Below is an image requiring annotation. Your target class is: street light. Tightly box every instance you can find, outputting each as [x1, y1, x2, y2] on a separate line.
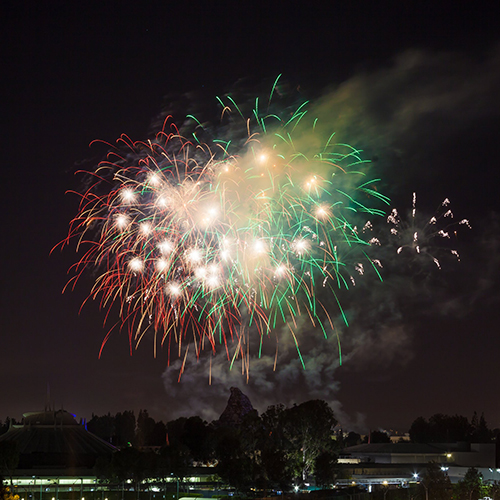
[170, 474, 178, 500]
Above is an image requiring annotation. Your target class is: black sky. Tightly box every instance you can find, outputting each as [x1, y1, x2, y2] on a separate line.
[2, 0, 500, 432]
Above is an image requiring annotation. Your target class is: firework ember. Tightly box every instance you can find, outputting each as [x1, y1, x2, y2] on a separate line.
[387, 193, 471, 269]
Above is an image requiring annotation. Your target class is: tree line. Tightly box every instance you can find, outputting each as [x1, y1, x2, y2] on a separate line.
[89, 400, 338, 494]
[1, 406, 498, 496]
[409, 412, 495, 443]
[419, 462, 500, 500]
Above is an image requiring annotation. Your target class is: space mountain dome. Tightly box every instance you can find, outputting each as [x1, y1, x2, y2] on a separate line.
[0, 409, 116, 471]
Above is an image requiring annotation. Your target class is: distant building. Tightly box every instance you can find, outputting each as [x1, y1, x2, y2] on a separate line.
[338, 441, 499, 486]
[0, 409, 116, 498]
[0, 409, 219, 499]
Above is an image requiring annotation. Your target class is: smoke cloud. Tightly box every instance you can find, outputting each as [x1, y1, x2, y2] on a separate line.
[162, 46, 500, 431]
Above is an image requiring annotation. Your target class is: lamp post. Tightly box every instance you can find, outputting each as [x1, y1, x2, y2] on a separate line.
[383, 480, 389, 500]
[170, 474, 178, 500]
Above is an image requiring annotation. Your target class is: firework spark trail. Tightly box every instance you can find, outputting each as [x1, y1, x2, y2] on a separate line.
[387, 193, 471, 268]
[56, 78, 392, 372]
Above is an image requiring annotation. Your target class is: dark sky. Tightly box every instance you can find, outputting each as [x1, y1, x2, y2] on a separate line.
[2, 0, 500, 433]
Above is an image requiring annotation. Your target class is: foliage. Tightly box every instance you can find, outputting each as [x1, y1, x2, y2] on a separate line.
[167, 416, 212, 463]
[213, 410, 263, 493]
[0, 442, 19, 482]
[488, 481, 500, 500]
[367, 430, 391, 443]
[420, 461, 452, 500]
[454, 467, 487, 500]
[87, 413, 115, 443]
[0, 482, 19, 500]
[344, 431, 362, 447]
[87, 410, 166, 447]
[114, 411, 137, 447]
[95, 447, 163, 489]
[213, 399, 337, 492]
[281, 400, 337, 481]
[470, 412, 493, 443]
[136, 410, 158, 447]
[314, 450, 338, 488]
[409, 414, 483, 443]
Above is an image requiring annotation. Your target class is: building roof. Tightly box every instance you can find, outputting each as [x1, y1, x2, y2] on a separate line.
[0, 410, 116, 470]
[342, 442, 450, 455]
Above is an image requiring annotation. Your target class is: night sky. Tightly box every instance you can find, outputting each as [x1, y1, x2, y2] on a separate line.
[2, 0, 500, 433]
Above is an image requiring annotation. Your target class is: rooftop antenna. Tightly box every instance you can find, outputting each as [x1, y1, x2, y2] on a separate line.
[45, 382, 51, 412]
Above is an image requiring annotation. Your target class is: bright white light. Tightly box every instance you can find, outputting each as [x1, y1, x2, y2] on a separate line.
[258, 153, 268, 164]
[140, 222, 151, 235]
[201, 205, 219, 226]
[195, 267, 207, 279]
[206, 275, 220, 288]
[275, 264, 287, 277]
[167, 282, 181, 297]
[222, 236, 233, 246]
[121, 188, 136, 204]
[115, 214, 129, 229]
[187, 248, 203, 264]
[148, 172, 161, 186]
[129, 258, 143, 272]
[156, 258, 168, 272]
[207, 263, 219, 275]
[156, 194, 170, 208]
[306, 177, 317, 187]
[315, 205, 329, 218]
[207, 206, 218, 218]
[293, 239, 309, 254]
[158, 240, 174, 255]
[252, 239, 266, 255]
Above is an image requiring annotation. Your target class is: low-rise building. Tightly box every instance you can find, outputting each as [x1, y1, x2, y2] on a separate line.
[338, 441, 497, 487]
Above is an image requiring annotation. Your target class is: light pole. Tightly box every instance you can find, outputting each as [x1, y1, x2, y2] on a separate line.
[383, 480, 389, 500]
[170, 474, 178, 500]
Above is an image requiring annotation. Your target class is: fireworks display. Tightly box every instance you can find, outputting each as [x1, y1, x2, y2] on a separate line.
[58, 79, 401, 371]
[386, 193, 471, 269]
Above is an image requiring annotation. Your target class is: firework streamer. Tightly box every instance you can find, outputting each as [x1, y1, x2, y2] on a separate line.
[56, 77, 391, 373]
